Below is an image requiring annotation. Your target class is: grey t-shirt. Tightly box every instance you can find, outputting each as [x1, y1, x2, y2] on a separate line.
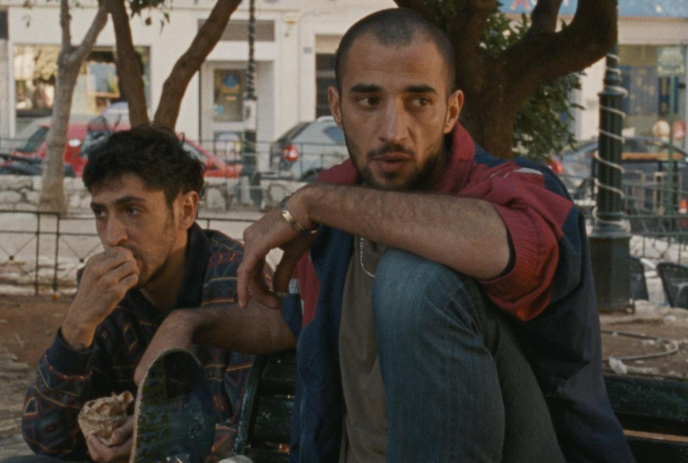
[338, 236, 388, 463]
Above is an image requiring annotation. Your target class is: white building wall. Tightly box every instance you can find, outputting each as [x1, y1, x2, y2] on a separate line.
[3, 0, 395, 144]
[8, 1, 686, 150]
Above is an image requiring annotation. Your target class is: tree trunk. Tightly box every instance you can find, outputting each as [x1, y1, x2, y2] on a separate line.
[40, 63, 80, 212]
[39, 1, 108, 213]
[153, 0, 242, 129]
[396, 0, 617, 159]
[108, 0, 149, 127]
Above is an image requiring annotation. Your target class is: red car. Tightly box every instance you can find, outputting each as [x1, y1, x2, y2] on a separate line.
[2, 117, 241, 178]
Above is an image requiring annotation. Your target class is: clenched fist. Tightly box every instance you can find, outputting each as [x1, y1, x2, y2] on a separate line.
[62, 247, 140, 350]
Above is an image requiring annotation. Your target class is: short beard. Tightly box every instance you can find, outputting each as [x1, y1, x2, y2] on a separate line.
[134, 208, 177, 289]
[346, 136, 448, 192]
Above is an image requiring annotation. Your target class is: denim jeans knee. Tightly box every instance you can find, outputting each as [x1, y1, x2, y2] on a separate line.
[370, 248, 564, 463]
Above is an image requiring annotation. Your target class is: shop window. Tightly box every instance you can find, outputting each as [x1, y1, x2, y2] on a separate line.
[13, 45, 150, 123]
[213, 70, 245, 122]
[619, 45, 686, 138]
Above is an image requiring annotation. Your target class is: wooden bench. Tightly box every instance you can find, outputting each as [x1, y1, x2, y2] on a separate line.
[234, 351, 688, 462]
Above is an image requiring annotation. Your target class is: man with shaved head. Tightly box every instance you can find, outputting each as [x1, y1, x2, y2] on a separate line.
[138, 8, 635, 462]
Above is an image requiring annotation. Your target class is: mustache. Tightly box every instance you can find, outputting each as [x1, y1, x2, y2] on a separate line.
[367, 143, 415, 159]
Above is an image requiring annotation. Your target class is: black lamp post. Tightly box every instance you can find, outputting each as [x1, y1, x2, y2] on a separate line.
[239, 0, 262, 207]
[588, 43, 632, 312]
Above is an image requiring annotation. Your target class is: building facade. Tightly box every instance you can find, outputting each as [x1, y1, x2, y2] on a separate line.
[0, 0, 686, 159]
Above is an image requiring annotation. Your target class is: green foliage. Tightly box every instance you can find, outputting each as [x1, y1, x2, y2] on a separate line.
[129, 0, 171, 32]
[424, 1, 582, 163]
[488, 13, 582, 163]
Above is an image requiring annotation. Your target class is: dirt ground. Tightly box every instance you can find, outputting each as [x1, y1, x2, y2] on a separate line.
[0, 294, 72, 369]
[1, 295, 688, 382]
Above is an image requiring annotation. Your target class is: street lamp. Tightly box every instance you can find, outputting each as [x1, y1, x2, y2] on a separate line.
[239, 0, 262, 207]
[588, 43, 632, 312]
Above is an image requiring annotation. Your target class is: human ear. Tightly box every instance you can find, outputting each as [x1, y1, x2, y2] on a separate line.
[328, 86, 343, 128]
[177, 191, 199, 230]
[444, 90, 463, 133]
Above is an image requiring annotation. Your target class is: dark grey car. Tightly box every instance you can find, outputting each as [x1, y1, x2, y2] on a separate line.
[266, 116, 348, 182]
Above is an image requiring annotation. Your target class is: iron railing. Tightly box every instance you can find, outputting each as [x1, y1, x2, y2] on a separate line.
[0, 211, 258, 295]
[563, 170, 688, 265]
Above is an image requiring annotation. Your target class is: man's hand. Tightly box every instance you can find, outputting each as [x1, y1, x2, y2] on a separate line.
[86, 415, 134, 463]
[63, 247, 139, 350]
[238, 193, 316, 309]
[134, 311, 194, 385]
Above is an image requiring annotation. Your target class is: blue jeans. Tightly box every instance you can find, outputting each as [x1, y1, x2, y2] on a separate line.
[372, 249, 565, 463]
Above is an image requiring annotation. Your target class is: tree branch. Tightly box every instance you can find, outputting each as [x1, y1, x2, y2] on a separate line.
[59, 0, 72, 51]
[529, 0, 563, 34]
[447, 0, 496, 52]
[393, 0, 433, 18]
[153, 0, 242, 129]
[71, 2, 109, 64]
[108, 0, 149, 126]
[504, 0, 617, 102]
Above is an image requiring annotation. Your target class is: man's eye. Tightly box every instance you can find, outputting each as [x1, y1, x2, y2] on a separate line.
[92, 209, 105, 218]
[411, 97, 431, 108]
[357, 97, 380, 107]
[127, 207, 141, 216]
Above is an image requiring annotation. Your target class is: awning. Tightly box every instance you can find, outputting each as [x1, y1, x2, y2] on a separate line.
[500, 0, 688, 19]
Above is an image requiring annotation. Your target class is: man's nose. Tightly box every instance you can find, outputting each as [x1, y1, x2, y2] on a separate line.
[380, 102, 409, 144]
[102, 218, 127, 247]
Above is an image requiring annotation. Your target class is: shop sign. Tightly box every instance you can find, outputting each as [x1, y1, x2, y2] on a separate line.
[658, 47, 686, 77]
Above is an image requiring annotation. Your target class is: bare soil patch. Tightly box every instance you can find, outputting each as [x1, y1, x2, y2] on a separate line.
[1, 295, 687, 382]
[0, 294, 72, 369]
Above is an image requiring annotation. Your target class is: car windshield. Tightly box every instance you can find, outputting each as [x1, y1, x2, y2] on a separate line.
[279, 123, 309, 143]
[323, 126, 345, 144]
[16, 126, 49, 153]
[79, 130, 112, 157]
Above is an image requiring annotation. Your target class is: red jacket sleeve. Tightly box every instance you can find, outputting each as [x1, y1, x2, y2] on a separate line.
[462, 162, 573, 321]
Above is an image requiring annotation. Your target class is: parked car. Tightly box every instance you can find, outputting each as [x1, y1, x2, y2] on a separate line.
[556, 137, 688, 201]
[1, 117, 240, 178]
[0, 115, 95, 177]
[266, 116, 348, 182]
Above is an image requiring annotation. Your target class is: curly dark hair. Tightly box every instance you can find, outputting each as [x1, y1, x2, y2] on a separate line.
[82, 125, 205, 205]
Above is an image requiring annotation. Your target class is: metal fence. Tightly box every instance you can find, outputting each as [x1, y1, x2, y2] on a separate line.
[0, 210, 258, 295]
[0, 132, 350, 184]
[568, 170, 688, 265]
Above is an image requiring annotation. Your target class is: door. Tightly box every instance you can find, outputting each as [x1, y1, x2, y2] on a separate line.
[201, 63, 246, 165]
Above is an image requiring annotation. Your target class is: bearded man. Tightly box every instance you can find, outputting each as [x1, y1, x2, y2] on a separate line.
[136, 8, 635, 463]
[16, 126, 261, 463]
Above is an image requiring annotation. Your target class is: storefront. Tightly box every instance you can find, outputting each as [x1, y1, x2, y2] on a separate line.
[504, 0, 688, 148]
[12, 44, 150, 133]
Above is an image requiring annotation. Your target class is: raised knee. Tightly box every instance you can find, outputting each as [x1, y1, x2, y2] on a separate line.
[372, 249, 483, 333]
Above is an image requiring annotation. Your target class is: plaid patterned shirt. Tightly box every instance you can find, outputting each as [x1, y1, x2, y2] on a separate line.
[22, 223, 258, 461]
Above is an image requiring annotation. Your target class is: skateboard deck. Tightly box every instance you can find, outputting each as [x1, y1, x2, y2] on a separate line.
[130, 348, 216, 463]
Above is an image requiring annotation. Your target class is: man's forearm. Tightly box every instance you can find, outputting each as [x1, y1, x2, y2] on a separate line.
[165, 303, 296, 355]
[296, 183, 510, 280]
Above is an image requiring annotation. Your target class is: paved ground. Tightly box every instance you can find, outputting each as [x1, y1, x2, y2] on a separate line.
[0, 344, 33, 459]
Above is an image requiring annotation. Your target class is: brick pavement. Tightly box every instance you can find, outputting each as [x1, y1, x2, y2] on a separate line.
[0, 343, 33, 459]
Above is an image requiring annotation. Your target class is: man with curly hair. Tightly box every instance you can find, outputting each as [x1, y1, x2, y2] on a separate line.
[16, 126, 265, 463]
